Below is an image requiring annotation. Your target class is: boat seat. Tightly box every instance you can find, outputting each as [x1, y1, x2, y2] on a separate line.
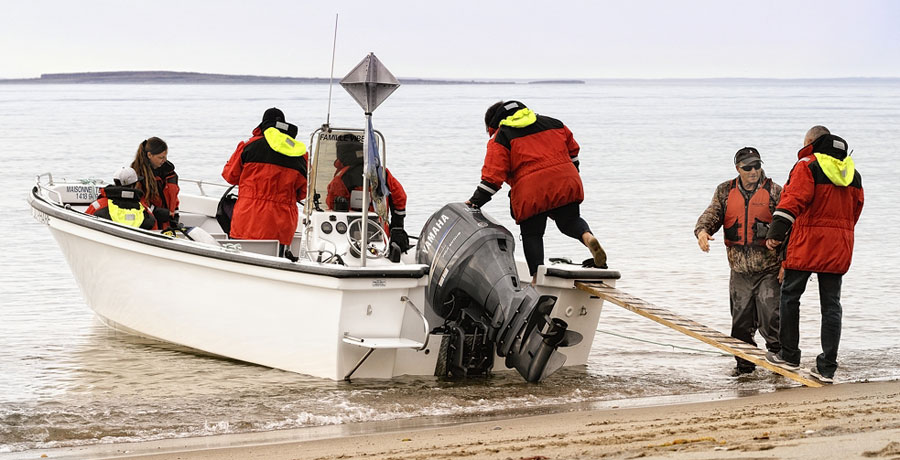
[177, 212, 212, 228]
[178, 194, 219, 217]
[216, 237, 302, 258]
[219, 239, 280, 256]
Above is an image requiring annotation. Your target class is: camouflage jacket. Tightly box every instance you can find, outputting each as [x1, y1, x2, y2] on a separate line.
[694, 171, 783, 274]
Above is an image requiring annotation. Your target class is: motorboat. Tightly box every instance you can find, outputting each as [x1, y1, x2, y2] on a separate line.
[26, 55, 620, 382]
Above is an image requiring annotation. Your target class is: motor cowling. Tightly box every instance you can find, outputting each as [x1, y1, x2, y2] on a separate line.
[417, 203, 581, 382]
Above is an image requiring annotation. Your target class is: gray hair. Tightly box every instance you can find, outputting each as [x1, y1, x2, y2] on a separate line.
[804, 125, 830, 145]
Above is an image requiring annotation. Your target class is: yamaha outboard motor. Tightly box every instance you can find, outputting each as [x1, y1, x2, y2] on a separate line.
[417, 203, 581, 382]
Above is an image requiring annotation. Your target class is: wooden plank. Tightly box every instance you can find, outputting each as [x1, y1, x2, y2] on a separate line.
[576, 281, 822, 387]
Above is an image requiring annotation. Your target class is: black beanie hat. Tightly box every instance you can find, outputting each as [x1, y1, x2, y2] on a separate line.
[257, 107, 285, 130]
[487, 100, 527, 129]
[336, 140, 364, 166]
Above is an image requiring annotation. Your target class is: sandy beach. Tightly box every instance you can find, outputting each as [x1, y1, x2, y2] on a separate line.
[25, 379, 894, 460]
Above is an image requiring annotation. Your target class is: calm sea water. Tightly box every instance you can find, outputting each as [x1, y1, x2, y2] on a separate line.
[1, 81, 899, 454]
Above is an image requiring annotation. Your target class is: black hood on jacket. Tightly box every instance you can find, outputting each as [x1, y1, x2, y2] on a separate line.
[103, 185, 144, 209]
[811, 134, 849, 160]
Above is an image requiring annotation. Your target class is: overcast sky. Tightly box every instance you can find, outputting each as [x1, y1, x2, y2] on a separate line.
[2, 0, 899, 80]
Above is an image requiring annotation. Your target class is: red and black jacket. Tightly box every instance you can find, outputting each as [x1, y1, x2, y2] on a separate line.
[469, 110, 582, 223]
[767, 134, 864, 274]
[325, 160, 407, 228]
[138, 160, 179, 230]
[222, 127, 308, 245]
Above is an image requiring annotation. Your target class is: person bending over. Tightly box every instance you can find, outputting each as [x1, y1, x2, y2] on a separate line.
[466, 100, 606, 284]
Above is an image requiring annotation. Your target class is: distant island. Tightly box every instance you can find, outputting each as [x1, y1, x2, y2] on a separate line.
[528, 80, 586, 84]
[0, 71, 517, 85]
[3, 72, 893, 85]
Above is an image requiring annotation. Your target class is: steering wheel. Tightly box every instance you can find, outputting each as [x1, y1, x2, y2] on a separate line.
[347, 218, 388, 259]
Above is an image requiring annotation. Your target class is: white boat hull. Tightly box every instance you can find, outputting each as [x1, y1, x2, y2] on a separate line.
[30, 178, 618, 381]
[47, 217, 438, 380]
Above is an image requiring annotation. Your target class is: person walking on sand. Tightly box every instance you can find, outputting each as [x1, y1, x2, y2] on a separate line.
[465, 100, 606, 284]
[695, 147, 783, 376]
[764, 126, 864, 384]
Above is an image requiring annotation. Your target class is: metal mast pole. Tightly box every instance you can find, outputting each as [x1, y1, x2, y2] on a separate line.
[340, 53, 400, 267]
[361, 113, 372, 265]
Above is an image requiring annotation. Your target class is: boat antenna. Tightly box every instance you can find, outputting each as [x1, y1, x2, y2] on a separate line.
[325, 14, 339, 128]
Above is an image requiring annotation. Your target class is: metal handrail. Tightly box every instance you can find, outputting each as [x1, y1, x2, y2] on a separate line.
[400, 295, 430, 351]
[33, 172, 81, 206]
[178, 178, 233, 198]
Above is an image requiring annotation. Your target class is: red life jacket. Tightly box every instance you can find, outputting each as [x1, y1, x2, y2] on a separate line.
[723, 178, 773, 247]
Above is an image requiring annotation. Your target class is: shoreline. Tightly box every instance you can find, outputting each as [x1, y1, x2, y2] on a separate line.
[9, 379, 898, 460]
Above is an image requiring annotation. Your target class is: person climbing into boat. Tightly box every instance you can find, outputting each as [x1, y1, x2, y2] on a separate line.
[465, 100, 607, 283]
[86, 166, 157, 230]
[130, 137, 179, 230]
[222, 107, 308, 260]
[694, 147, 783, 376]
[764, 126, 865, 384]
[325, 140, 410, 251]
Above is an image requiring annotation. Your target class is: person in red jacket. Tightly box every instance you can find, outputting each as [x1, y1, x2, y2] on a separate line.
[131, 137, 179, 230]
[86, 167, 157, 230]
[466, 100, 606, 282]
[325, 140, 410, 250]
[764, 126, 864, 384]
[222, 108, 308, 258]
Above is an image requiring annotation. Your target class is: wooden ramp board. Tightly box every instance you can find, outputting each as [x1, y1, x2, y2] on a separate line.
[575, 281, 822, 387]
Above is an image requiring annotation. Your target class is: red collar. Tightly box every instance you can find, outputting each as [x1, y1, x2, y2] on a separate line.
[797, 143, 814, 160]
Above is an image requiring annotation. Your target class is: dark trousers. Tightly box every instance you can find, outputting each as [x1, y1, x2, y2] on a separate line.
[779, 269, 843, 378]
[730, 269, 781, 371]
[519, 202, 591, 276]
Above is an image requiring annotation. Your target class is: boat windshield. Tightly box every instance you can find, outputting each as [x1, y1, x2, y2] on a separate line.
[307, 128, 385, 213]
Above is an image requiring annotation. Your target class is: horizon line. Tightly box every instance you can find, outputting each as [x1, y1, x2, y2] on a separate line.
[1, 70, 899, 82]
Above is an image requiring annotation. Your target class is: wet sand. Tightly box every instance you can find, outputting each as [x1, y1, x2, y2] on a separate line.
[23, 379, 884, 460]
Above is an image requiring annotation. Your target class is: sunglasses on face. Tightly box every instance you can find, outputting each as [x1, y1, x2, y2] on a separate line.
[740, 163, 761, 171]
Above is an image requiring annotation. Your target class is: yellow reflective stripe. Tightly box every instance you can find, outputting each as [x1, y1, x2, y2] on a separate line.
[107, 201, 145, 227]
[814, 153, 855, 186]
[264, 127, 307, 157]
[498, 108, 537, 128]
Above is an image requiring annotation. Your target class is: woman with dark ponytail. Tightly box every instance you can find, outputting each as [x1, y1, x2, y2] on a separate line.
[130, 137, 179, 230]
